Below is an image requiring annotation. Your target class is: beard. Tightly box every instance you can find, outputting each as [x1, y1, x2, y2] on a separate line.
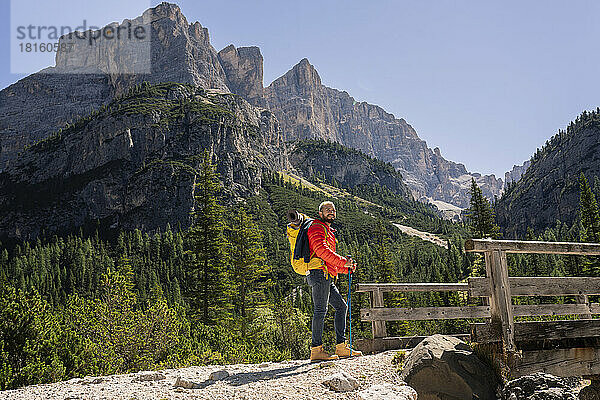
[322, 214, 335, 223]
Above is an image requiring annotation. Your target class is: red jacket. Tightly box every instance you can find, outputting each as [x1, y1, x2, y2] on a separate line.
[307, 219, 349, 277]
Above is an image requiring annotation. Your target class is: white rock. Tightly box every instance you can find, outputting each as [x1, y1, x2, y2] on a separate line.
[209, 369, 230, 381]
[133, 372, 166, 382]
[174, 376, 199, 389]
[83, 377, 103, 385]
[322, 371, 359, 392]
[359, 383, 418, 400]
[318, 361, 336, 368]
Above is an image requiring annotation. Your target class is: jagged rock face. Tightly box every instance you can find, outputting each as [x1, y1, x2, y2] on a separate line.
[264, 58, 338, 142]
[262, 58, 503, 208]
[0, 2, 229, 169]
[0, 72, 112, 170]
[496, 120, 600, 237]
[0, 83, 287, 242]
[504, 160, 531, 184]
[55, 2, 228, 90]
[218, 45, 264, 106]
[288, 140, 411, 197]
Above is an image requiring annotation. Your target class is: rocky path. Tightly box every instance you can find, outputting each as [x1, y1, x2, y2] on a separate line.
[391, 223, 448, 249]
[0, 351, 416, 400]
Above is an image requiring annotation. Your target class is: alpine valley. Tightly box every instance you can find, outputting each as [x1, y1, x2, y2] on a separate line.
[5, 2, 600, 396]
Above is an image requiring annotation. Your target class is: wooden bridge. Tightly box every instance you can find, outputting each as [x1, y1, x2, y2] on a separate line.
[355, 239, 600, 378]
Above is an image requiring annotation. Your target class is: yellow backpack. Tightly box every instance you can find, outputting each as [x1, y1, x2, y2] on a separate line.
[286, 212, 326, 275]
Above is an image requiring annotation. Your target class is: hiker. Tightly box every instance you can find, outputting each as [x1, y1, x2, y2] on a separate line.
[307, 201, 363, 361]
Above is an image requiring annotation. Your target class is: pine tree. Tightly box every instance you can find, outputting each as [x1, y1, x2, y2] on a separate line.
[467, 179, 501, 239]
[185, 150, 230, 323]
[373, 220, 395, 283]
[227, 208, 270, 335]
[579, 173, 600, 275]
[579, 173, 600, 243]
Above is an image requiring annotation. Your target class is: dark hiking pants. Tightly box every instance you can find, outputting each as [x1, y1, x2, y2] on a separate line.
[306, 268, 347, 348]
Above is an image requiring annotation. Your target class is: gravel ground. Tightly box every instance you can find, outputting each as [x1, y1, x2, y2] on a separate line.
[0, 350, 409, 400]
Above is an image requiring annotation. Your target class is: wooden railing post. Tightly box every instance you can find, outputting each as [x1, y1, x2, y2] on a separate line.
[486, 250, 516, 354]
[372, 289, 387, 338]
[576, 295, 593, 319]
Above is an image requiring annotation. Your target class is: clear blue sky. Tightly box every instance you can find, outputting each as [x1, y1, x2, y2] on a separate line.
[2, 0, 599, 179]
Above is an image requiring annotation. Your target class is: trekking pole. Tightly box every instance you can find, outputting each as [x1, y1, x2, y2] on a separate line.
[346, 255, 353, 351]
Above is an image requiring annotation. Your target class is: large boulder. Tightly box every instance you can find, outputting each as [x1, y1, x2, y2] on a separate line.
[358, 383, 418, 400]
[501, 373, 579, 400]
[322, 371, 359, 392]
[400, 334, 500, 400]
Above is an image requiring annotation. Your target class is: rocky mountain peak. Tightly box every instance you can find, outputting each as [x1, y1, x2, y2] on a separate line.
[1, 2, 505, 212]
[141, 2, 211, 45]
[218, 45, 264, 105]
[261, 59, 503, 208]
[504, 160, 530, 184]
[269, 58, 322, 96]
[144, 1, 184, 18]
[142, 2, 187, 25]
[54, 1, 225, 88]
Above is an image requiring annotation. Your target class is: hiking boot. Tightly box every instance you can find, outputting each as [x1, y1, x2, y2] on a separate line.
[335, 341, 363, 358]
[310, 345, 339, 362]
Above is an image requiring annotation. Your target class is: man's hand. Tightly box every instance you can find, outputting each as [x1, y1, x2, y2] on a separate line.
[345, 257, 357, 273]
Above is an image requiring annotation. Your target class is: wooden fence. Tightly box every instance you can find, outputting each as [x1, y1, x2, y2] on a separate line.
[356, 239, 600, 377]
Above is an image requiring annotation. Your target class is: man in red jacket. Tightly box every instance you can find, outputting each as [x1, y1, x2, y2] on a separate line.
[307, 201, 363, 361]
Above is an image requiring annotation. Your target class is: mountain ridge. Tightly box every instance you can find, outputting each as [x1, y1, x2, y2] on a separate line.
[256, 56, 503, 207]
[496, 108, 600, 237]
[0, 82, 287, 242]
[1, 2, 503, 210]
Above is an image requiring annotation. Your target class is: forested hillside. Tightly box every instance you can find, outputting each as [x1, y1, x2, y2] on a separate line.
[496, 108, 600, 237]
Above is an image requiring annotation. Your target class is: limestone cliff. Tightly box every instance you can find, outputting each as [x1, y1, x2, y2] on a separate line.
[218, 45, 264, 106]
[0, 83, 286, 242]
[0, 2, 229, 169]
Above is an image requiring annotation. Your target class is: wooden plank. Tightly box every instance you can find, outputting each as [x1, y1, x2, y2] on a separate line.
[472, 319, 600, 343]
[465, 239, 600, 255]
[361, 306, 490, 321]
[469, 277, 600, 296]
[488, 250, 516, 353]
[590, 303, 600, 314]
[357, 283, 469, 293]
[512, 348, 600, 378]
[469, 277, 490, 297]
[372, 289, 387, 338]
[360, 303, 591, 321]
[355, 334, 471, 354]
[512, 303, 593, 317]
